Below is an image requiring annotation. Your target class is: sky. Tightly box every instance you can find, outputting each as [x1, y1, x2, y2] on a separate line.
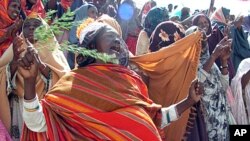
[134, 0, 250, 16]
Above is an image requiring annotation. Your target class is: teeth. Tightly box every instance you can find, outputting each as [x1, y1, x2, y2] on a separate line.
[13, 13, 17, 16]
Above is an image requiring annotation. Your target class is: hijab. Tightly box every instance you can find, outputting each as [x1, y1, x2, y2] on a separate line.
[149, 21, 185, 52]
[77, 22, 129, 67]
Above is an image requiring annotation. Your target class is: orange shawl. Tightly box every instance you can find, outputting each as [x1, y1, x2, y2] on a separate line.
[22, 64, 162, 141]
[0, 0, 16, 57]
[130, 31, 202, 141]
[21, 0, 46, 18]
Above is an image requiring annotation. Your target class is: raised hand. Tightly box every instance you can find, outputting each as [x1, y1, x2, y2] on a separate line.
[188, 79, 203, 104]
[212, 36, 232, 60]
[12, 35, 25, 62]
[18, 40, 39, 80]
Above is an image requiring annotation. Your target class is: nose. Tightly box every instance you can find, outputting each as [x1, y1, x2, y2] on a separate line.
[29, 25, 35, 31]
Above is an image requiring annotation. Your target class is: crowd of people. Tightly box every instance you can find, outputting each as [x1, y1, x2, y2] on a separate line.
[0, 0, 250, 141]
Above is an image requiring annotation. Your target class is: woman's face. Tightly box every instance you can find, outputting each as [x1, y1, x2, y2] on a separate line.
[23, 18, 42, 43]
[28, 0, 37, 5]
[88, 6, 98, 19]
[8, 1, 21, 20]
[96, 27, 121, 57]
[197, 16, 210, 33]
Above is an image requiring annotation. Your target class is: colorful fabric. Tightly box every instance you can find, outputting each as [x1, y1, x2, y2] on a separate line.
[0, 0, 16, 57]
[210, 7, 229, 25]
[21, 0, 46, 18]
[130, 31, 202, 141]
[0, 16, 70, 134]
[149, 21, 185, 52]
[21, 64, 162, 141]
[143, 7, 169, 38]
[231, 58, 250, 124]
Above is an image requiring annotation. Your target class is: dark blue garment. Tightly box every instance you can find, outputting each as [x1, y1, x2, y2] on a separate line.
[231, 26, 250, 71]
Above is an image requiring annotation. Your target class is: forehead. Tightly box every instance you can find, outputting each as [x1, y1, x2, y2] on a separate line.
[24, 18, 41, 25]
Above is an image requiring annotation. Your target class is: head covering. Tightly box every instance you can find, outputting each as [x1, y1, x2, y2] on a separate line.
[69, 4, 97, 44]
[21, 0, 45, 18]
[96, 14, 122, 37]
[0, 13, 70, 133]
[77, 22, 129, 67]
[210, 7, 230, 25]
[192, 14, 212, 35]
[0, 0, 20, 57]
[143, 7, 169, 37]
[149, 21, 185, 52]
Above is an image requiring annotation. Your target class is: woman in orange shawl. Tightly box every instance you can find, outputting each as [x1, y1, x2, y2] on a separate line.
[19, 21, 203, 141]
[0, 0, 23, 57]
[21, 0, 46, 18]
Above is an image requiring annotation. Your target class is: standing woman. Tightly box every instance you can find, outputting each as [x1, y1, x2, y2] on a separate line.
[21, 0, 46, 18]
[0, 14, 70, 140]
[192, 13, 236, 81]
[187, 26, 232, 141]
[0, 0, 23, 136]
[136, 7, 169, 55]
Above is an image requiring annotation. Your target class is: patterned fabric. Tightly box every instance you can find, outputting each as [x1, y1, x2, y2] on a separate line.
[149, 21, 185, 52]
[198, 42, 230, 141]
[21, 0, 46, 18]
[143, 7, 169, 37]
[0, 0, 16, 57]
[130, 31, 202, 141]
[21, 64, 163, 141]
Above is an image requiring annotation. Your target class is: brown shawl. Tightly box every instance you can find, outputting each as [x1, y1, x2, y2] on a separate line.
[130, 31, 202, 141]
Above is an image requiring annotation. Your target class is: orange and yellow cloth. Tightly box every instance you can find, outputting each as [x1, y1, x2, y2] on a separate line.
[130, 31, 202, 141]
[22, 64, 163, 141]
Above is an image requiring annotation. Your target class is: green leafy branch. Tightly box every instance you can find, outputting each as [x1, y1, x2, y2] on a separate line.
[34, 10, 118, 64]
